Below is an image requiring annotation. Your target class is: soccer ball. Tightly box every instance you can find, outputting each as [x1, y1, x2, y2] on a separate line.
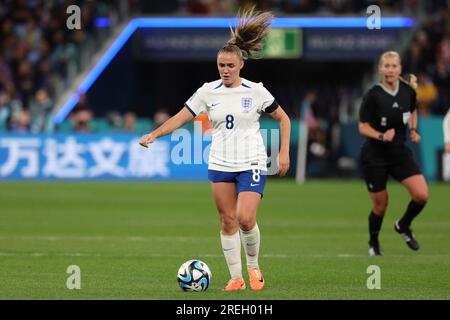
[177, 260, 212, 292]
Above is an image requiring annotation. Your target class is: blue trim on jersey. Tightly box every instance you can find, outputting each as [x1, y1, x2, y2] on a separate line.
[213, 83, 223, 89]
[241, 83, 251, 88]
[184, 104, 197, 117]
[208, 169, 267, 197]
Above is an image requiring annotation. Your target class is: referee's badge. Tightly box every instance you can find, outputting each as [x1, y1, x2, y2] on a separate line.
[242, 97, 252, 113]
[402, 111, 411, 124]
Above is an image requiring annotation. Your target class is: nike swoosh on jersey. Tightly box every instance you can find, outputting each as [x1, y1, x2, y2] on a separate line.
[209, 102, 221, 108]
[250, 183, 259, 187]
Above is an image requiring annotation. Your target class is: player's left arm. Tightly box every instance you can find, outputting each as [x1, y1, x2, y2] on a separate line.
[409, 109, 421, 144]
[268, 106, 291, 176]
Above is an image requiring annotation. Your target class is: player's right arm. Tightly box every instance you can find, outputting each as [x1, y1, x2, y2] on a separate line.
[139, 107, 194, 147]
[358, 123, 395, 142]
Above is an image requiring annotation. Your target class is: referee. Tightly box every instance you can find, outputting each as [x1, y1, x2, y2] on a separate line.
[359, 51, 429, 256]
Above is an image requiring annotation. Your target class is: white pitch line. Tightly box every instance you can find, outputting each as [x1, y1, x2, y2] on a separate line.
[1, 252, 446, 258]
[0, 236, 211, 242]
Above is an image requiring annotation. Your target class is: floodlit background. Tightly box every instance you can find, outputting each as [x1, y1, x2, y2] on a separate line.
[0, 0, 449, 299]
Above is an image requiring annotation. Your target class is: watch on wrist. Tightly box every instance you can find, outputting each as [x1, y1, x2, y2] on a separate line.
[378, 133, 384, 141]
[410, 128, 417, 132]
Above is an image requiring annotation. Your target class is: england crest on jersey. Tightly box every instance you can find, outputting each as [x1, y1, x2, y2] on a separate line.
[242, 97, 252, 112]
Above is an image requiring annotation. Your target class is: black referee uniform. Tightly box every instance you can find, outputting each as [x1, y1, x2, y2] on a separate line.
[359, 81, 421, 192]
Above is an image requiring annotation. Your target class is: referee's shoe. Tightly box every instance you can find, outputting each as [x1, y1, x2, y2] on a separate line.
[394, 220, 420, 251]
[368, 241, 383, 256]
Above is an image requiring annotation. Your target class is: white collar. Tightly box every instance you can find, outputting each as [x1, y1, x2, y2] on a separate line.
[377, 80, 399, 96]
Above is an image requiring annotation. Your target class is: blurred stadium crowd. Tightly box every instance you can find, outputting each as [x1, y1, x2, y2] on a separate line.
[136, 0, 420, 16]
[0, 0, 449, 135]
[0, 0, 123, 133]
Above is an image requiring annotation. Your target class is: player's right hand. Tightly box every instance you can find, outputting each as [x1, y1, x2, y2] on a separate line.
[139, 133, 156, 148]
[277, 151, 290, 176]
[383, 128, 395, 142]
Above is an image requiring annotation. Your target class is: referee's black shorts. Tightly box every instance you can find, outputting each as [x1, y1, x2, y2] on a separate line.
[360, 143, 421, 193]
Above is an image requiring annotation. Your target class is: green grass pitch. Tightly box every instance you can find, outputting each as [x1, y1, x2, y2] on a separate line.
[0, 180, 449, 300]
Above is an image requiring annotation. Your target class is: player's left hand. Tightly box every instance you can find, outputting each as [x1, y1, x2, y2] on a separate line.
[410, 130, 421, 144]
[277, 151, 290, 176]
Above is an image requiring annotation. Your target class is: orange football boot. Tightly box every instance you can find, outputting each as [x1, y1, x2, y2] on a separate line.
[247, 267, 265, 291]
[223, 278, 246, 291]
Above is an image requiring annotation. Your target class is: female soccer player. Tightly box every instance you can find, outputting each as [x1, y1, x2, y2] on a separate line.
[139, 8, 291, 290]
[359, 51, 429, 256]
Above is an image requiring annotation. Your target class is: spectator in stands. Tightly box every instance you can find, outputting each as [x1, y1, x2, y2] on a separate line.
[10, 110, 31, 133]
[153, 109, 171, 128]
[280, 0, 319, 13]
[15, 59, 35, 109]
[50, 30, 78, 83]
[35, 57, 55, 94]
[306, 124, 330, 177]
[71, 94, 93, 133]
[0, 1, 122, 132]
[107, 110, 123, 131]
[415, 29, 435, 68]
[186, 0, 212, 14]
[2, 82, 24, 130]
[299, 90, 318, 130]
[436, 31, 450, 66]
[30, 88, 54, 133]
[299, 90, 330, 176]
[0, 55, 13, 85]
[187, 0, 235, 15]
[123, 111, 137, 132]
[404, 43, 428, 75]
[0, 92, 10, 131]
[72, 108, 93, 133]
[416, 72, 439, 116]
[431, 58, 450, 115]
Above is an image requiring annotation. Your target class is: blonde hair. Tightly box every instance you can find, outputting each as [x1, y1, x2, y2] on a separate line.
[400, 73, 418, 90]
[219, 6, 273, 60]
[378, 51, 401, 67]
[379, 51, 418, 90]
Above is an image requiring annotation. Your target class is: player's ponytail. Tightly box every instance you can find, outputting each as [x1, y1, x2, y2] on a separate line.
[219, 6, 273, 60]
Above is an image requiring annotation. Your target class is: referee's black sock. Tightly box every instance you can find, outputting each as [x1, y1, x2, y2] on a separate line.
[369, 210, 384, 246]
[398, 200, 426, 229]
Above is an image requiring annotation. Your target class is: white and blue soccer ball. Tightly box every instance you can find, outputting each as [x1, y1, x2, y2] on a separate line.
[177, 260, 212, 292]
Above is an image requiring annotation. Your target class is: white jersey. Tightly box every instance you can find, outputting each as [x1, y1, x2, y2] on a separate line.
[185, 78, 277, 172]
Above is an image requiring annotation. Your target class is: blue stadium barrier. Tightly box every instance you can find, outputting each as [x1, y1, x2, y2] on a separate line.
[0, 133, 208, 180]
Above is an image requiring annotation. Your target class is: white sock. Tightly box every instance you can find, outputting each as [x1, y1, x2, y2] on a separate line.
[220, 231, 242, 279]
[240, 224, 260, 268]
